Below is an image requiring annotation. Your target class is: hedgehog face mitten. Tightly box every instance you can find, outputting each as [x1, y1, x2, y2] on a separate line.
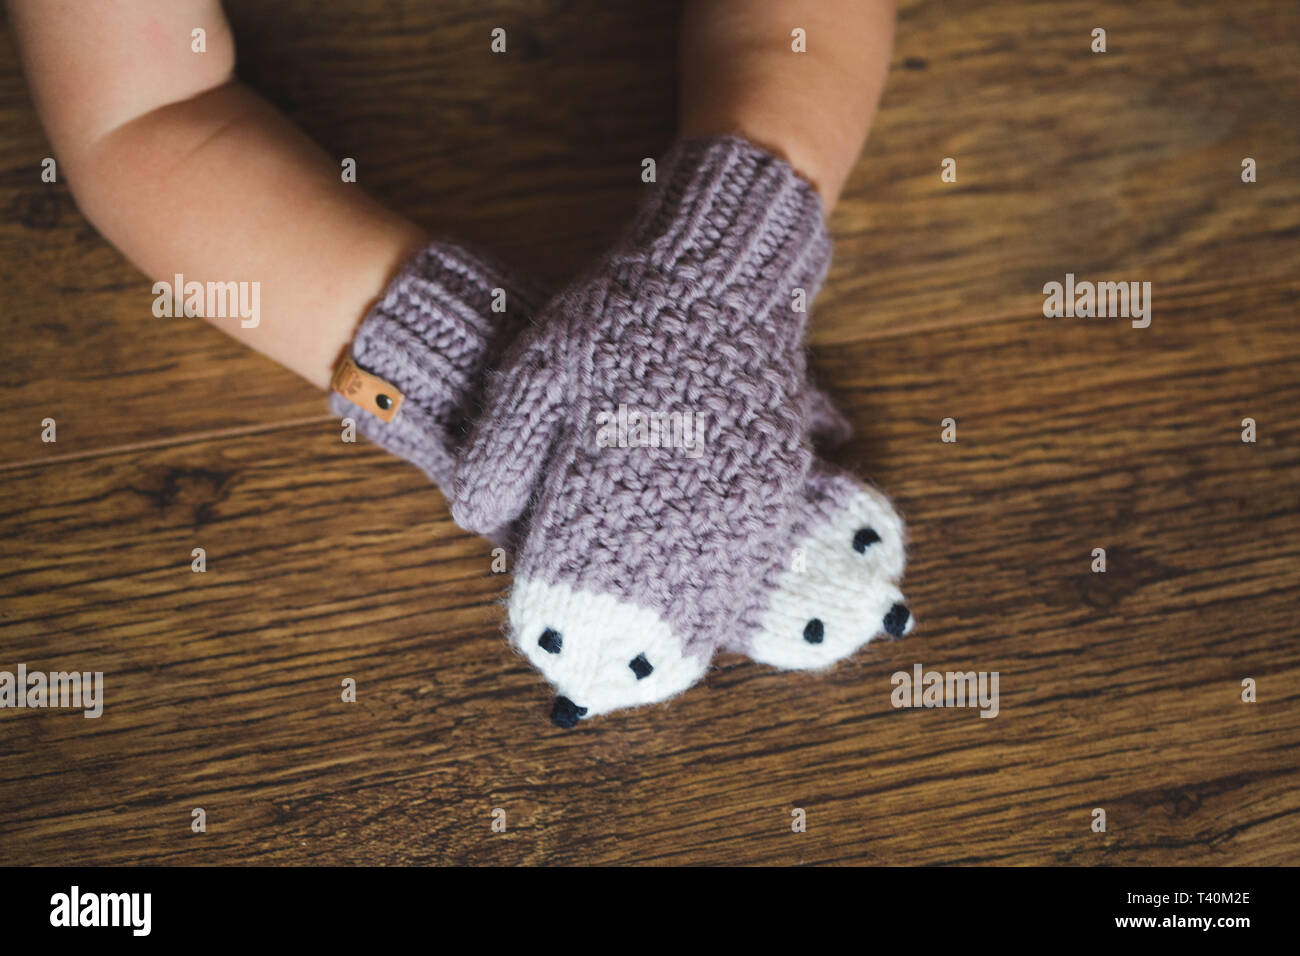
[447, 137, 913, 726]
[334, 227, 911, 727]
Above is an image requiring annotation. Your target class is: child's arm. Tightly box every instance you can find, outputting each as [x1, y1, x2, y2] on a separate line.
[679, 0, 895, 210]
[7, 0, 424, 390]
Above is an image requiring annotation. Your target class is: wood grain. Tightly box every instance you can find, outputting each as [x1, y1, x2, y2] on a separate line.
[1, 0, 1298, 865]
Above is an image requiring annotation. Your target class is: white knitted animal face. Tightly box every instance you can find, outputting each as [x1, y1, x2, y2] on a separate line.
[748, 482, 912, 670]
[508, 579, 710, 725]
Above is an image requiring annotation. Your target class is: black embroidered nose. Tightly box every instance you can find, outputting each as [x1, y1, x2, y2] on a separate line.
[551, 696, 587, 728]
[629, 654, 653, 679]
[883, 604, 910, 637]
[803, 618, 825, 644]
[538, 628, 562, 654]
[853, 527, 880, 553]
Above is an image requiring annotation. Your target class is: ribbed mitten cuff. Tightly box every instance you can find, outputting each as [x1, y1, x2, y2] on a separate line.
[618, 135, 832, 298]
[329, 241, 541, 494]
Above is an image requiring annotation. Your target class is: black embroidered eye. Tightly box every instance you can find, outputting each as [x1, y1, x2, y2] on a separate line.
[883, 604, 911, 637]
[853, 528, 880, 553]
[538, 628, 562, 654]
[629, 654, 653, 679]
[552, 696, 586, 727]
[803, 619, 825, 644]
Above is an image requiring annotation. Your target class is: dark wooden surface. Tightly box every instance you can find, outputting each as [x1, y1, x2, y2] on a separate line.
[1, 0, 1298, 865]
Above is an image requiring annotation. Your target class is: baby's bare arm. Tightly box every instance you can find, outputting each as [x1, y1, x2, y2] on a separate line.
[680, 0, 895, 210]
[8, 0, 424, 389]
[10, 0, 892, 384]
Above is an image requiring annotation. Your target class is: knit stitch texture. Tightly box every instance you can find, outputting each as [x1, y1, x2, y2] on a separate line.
[329, 241, 542, 497]
[330, 212, 912, 725]
[453, 136, 843, 719]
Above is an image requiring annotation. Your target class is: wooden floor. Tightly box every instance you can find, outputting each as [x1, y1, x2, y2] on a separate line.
[2, 0, 1298, 866]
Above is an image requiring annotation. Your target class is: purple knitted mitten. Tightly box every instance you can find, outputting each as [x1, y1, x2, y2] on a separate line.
[453, 136, 912, 726]
[329, 241, 542, 497]
[333, 231, 913, 726]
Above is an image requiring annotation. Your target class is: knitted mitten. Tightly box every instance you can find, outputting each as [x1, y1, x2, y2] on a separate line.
[333, 231, 913, 726]
[452, 136, 912, 726]
[724, 377, 915, 668]
[329, 241, 543, 499]
[725, 460, 913, 670]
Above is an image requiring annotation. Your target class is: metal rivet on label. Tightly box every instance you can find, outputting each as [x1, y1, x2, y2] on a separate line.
[375, 394, 393, 410]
